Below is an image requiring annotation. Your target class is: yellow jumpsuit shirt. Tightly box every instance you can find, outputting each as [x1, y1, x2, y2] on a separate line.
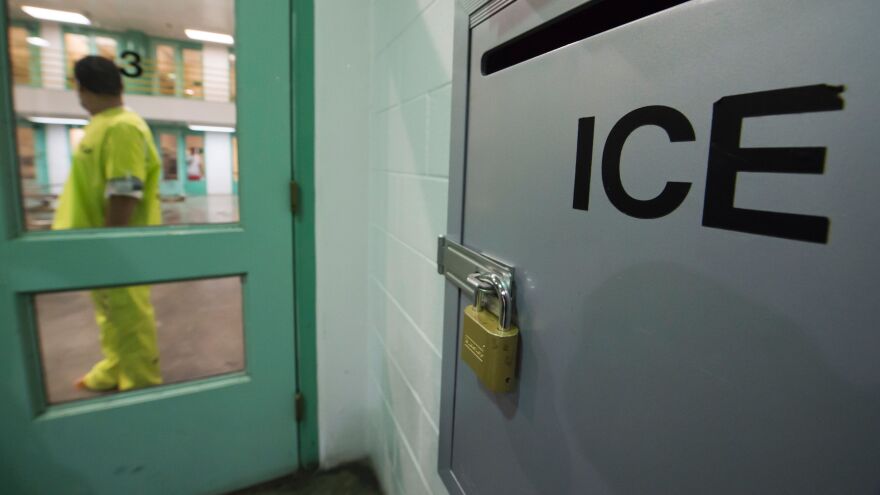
[52, 106, 163, 391]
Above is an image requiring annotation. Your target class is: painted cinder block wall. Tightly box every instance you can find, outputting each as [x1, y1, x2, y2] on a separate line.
[314, 0, 455, 493]
[366, 0, 454, 493]
[313, 0, 372, 467]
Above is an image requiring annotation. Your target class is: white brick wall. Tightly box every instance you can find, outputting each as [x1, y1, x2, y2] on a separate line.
[367, 0, 454, 493]
[314, 1, 455, 492]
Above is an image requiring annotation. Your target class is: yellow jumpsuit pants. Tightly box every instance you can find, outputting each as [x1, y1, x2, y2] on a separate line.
[82, 285, 162, 391]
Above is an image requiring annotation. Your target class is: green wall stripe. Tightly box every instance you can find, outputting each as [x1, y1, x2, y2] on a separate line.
[1, 8, 25, 236]
[34, 124, 48, 188]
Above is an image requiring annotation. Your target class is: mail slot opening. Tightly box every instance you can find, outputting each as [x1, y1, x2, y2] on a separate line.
[481, 0, 691, 76]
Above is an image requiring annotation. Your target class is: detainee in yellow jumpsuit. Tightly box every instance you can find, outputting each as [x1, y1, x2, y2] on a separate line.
[53, 56, 163, 392]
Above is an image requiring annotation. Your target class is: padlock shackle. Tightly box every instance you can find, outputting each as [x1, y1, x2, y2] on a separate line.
[474, 271, 514, 330]
[466, 272, 494, 312]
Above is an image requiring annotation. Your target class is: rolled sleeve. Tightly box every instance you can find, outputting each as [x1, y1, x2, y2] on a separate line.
[105, 176, 145, 199]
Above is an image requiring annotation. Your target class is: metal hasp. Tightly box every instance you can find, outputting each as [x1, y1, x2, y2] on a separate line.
[437, 236, 516, 322]
[439, 237, 520, 392]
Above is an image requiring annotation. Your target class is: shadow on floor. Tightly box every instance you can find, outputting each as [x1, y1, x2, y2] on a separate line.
[228, 462, 383, 495]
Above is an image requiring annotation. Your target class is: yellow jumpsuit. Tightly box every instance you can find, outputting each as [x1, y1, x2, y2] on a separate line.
[53, 106, 163, 391]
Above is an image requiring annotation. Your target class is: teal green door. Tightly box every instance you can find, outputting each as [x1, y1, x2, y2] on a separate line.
[0, 1, 299, 493]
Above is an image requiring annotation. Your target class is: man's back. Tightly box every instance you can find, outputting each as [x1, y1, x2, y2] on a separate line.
[53, 107, 161, 230]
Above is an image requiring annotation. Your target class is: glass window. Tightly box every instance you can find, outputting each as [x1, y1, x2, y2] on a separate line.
[156, 44, 176, 96]
[159, 133, 179, 180]
[6, 3, 239, 230]
[17, 125, 36, 181]
[34, 277, 245, 403]
[228, 52, 236, 100]
[18, 125, 53, 230]
[64, 33, 90, 87]
[185, 135, 205, 180]
[232, 136, 239, 183]
[94, 36, 118, 61]
[8, 26, 32, 85]
[182, 48, 203, 99]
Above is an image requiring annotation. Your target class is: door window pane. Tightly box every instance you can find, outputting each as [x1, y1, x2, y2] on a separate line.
[228, 52, 236, 100]
[6, 1, 238, 230]
[159, 133, 179, 180]
[232, 136, 239, 183]
[185, 134, 205, 180]
[8, 26, 31, 85]
[17, 126, 36, 181]
[19, 125, 53, 230]
[64, 33, 89, 87]
[94, 36, 118, 61]
[34, 277, 245, 404]
[155, 44, 177, 96]
[182, 48, 203, 98]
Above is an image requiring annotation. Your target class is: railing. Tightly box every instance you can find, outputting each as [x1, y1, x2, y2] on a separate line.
[12, 46, 235, 102]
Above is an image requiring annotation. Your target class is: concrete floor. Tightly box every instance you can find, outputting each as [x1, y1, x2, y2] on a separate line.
[36, 277, 244, 403]
[229, 463, 383, 495]
[160, 194, 240, 225]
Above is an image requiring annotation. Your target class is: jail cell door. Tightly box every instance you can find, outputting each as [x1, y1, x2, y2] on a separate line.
[0, 1, 301, 493]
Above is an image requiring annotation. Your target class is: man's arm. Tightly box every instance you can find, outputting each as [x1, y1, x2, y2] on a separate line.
[105, 195, 140, 227]
[102, 122, 148, 227]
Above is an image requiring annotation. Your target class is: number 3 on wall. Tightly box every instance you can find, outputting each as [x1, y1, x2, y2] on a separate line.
[119, 50, 143, 78]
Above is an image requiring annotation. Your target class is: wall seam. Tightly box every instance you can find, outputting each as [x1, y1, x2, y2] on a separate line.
[370, 223, 442, 269]
[372, 377, 436, 495]
[373, 0, 440, 55]
[372, 169, 450, 181]
[372, 80, 454, 114]
[371, 324, 441, 433]
[370, 275, 442, 358]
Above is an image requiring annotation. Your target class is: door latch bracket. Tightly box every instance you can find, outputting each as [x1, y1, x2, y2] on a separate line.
[436, 236, 515, 320]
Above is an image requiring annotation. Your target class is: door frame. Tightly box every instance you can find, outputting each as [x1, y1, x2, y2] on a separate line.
[291, 0, 319, 470]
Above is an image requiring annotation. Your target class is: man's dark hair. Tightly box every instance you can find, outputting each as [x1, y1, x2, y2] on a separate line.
[74, 56, 123, 96]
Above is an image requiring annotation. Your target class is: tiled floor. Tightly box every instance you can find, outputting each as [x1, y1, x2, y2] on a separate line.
[229, 463, 383, 495]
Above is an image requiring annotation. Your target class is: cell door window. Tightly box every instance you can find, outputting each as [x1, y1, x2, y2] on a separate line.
[94, 36, 118, 61]
[156, 44, 177, 96]
[185, 134, 205, 180]
[228, 52, 236, 100]
[232, 136, 239, 183]
[18, 124, 53, 230]
[64, 33, 90, 86]
[182, 48, 203, 98]
[159, 133, 180, 180]
[8, 26, 32, 85]
[16, 125, 36, 182]
[64, 32, 120, 88]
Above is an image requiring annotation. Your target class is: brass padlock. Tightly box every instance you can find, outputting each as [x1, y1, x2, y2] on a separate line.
[461, 272, 519, 392]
